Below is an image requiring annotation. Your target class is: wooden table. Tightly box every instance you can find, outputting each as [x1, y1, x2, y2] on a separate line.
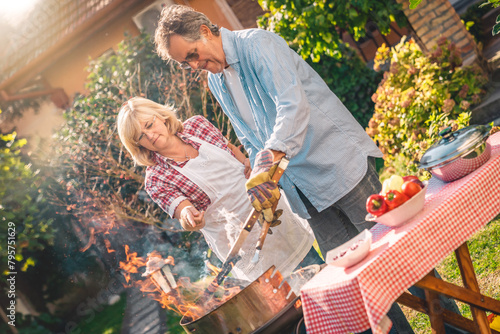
[300, 132, 500, 334]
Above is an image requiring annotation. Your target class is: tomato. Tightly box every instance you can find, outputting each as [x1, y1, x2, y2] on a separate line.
[384, 190, 409, 210]
[402, 180, 422, 198]
[410, 178, 425, 188]
[403, 175, 425, 188]
[366, 194, 388, 216]
[402, 175, 419, 182]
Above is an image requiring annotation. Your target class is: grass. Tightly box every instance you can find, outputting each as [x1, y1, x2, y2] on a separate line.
[400, 216, 500, 333]
[164, 309, 184, 334]
[75, 293, 127, 334]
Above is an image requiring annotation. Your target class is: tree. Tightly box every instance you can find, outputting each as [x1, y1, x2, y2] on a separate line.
[257, 0, 407, 62]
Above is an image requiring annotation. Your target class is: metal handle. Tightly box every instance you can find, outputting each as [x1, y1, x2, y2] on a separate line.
[439, 126, 454, 141]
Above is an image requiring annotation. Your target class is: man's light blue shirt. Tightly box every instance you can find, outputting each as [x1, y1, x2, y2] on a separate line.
[208, 28, 382, 219]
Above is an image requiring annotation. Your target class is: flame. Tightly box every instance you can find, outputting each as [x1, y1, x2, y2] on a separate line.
[118, 247, 243, 320]
[204, 260, 221, 276]
[104, 238, 115, 253]
[294, 298, 302, 309]
[119, 245, 147, 283]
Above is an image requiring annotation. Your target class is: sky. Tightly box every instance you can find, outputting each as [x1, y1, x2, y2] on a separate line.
[0, 0, 40, 27]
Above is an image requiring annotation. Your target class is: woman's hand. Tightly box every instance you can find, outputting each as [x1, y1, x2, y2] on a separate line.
[243, 158, 252, 179]
[179, 205, 205, 231]
[228, 143, 252, 178]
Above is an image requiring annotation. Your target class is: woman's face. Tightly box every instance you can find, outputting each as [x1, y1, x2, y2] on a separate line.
[135, 114, 174, 152]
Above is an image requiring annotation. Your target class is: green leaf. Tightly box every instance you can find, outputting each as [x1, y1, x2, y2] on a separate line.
[493, 23, 500, 36]
[409, 0, 423, 9]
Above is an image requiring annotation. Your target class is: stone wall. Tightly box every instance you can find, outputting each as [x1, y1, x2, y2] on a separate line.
[396, 0, 477, 64]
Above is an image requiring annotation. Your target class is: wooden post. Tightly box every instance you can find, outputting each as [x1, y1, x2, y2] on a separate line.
[455, 243, 492, 334]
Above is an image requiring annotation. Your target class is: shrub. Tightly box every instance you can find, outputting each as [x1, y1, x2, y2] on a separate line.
[460, 2, 493, 43]
[0, 131, 56, 275]
[257, 0, 406, 62]
[367, 37, 488, 176]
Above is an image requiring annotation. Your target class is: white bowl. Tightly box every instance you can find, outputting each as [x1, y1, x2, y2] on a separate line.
[366, 184, 428, 227]
[325, 229, 372, 268]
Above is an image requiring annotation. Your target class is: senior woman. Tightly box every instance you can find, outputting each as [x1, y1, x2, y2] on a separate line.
[116, 97, 317, 281]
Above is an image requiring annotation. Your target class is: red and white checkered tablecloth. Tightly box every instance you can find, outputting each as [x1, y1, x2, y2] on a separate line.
[301, 132, 500, 334]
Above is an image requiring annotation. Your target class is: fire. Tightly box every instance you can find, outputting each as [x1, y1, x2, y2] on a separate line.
[103, 238, 115, 253]
[119, 245, 147, 283]
[118, 246, 243, 320]
[204, 260, 221, 276]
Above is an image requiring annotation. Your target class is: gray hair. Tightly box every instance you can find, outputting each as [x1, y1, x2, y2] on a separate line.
[154, 4, 219, 61]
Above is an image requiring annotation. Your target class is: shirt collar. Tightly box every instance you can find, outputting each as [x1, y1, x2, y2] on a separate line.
[221, 28, 239, 66]
[216, 28, 239, 79]
[151, 132, 200, 166]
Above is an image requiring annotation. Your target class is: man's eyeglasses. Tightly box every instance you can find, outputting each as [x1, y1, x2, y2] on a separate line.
[135, 115, 156, 145]
[179, 49, 199, 70]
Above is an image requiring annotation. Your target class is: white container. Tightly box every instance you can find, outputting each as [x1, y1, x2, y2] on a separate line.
[366, 184, 427, 227]
[326, 229, 372, 268]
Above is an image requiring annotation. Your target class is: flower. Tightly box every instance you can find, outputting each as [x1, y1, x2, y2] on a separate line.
[472, 94, 481, 104]
[458, 84, 469, 98]
[460, 100, 470, 110]
[401, 100, 411, 108]
[437, 36, 447, 46]
[366, 128, 379, 137]
[388, 117, 400, 126]
[442, 99, 456, 113]
[390, 62, 399, 74]
[432, 47, 443, 58]
[407, 88, 416, 99]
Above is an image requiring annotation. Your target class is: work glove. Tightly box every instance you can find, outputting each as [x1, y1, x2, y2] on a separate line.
[258, 209, 283, 235]
[245, 149, 281, 222]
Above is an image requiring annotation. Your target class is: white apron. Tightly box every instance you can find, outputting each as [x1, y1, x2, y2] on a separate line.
[172, 136, 314, 281]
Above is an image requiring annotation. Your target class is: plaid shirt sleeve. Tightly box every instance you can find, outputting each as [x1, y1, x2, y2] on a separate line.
[144, 116, 234, 217]
[145, 163, 211, 218]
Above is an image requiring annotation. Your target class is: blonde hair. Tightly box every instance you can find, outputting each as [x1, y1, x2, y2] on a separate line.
[116, 97, 183, 166]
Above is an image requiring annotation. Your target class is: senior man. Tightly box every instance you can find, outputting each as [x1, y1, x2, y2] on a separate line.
[155, 4, 383, 258]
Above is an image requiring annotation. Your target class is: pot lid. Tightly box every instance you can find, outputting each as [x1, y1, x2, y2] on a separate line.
[419, 125, 491, 169]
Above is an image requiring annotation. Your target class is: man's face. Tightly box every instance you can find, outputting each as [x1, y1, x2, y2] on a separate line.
[168, 31, 226, 74]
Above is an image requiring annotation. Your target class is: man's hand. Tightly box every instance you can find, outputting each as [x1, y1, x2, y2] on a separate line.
[245, 150, 281, 222]
[258, 209, 283, 234]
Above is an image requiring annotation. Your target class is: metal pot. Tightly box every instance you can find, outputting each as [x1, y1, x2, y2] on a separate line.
[180, 265, 318, 334]
[418, 125, 492, 182]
